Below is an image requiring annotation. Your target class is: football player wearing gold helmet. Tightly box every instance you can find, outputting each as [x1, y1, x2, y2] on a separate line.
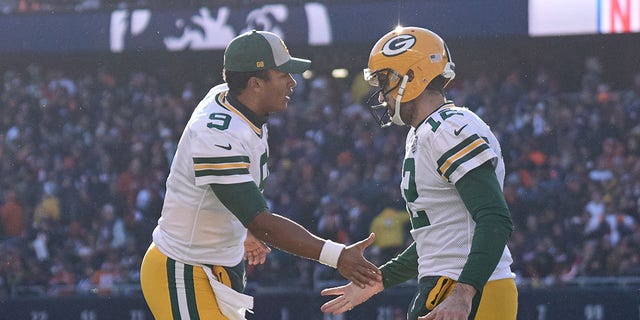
[321, 27, 518, 320]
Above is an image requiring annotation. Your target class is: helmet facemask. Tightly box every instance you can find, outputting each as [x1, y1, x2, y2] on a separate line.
[364, 68, 408, 127]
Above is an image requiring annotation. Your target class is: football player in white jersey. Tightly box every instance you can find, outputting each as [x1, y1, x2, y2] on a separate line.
[140, 30, 381, 320]
[321, 27, 517, 320]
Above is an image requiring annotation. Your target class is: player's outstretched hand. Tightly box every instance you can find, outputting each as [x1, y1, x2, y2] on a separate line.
[320, 280, 383, 315]
[336, 233, 382, 288]
[244, 231, 271, 265]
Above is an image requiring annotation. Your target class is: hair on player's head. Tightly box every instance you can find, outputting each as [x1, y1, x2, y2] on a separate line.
[224, 69, 270, 97]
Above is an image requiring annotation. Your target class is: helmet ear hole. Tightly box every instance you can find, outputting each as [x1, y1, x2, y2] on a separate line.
[407, 69, 415, 82]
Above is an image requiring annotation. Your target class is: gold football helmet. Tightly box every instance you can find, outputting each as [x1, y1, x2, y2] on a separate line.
[364, 27, 455, 127]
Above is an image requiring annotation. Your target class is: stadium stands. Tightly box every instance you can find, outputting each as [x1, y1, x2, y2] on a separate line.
[1, 45, 639, 299]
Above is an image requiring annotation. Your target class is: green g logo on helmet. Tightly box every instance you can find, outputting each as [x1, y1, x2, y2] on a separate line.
[382, 34, 417, 57]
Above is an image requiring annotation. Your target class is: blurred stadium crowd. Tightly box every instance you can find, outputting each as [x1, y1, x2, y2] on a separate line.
[1, 53, 640, 299]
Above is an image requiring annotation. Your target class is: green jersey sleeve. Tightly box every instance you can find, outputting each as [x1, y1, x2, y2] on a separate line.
[379, 242, 419, 288]
[455, 161, 513, 292]
[210, 182, 268, 227]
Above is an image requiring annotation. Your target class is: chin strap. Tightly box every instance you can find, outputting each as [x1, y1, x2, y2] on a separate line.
[390, 75, 409, 126]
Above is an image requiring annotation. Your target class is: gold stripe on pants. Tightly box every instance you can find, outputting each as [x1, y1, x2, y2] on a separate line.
[140, 243, 231, 319]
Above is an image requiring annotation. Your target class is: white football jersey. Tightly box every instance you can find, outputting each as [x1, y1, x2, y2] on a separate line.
[403, 102, 514, 281]
[153, 84, 269, 267]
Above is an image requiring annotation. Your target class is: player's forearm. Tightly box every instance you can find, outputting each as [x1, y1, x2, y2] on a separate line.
[248, 211, 326, 261]
[214, 180, 345, 267]
[379, 242, 419, 288]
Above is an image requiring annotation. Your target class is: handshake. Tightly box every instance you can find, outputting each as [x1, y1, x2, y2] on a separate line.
[244, 231, 384, 315]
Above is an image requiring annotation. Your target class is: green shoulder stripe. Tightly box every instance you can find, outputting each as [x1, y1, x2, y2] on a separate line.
[436, 134, 489, 181]
[193, 156, 250, 177]
[194, 156, 250, 164]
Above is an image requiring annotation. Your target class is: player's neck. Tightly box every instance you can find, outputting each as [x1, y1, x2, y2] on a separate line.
[412, 92, 446, 127]
[235, 92, 267, 117]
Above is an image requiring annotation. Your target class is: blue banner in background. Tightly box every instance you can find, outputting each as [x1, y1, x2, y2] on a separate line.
[0, 0, 528, 53]
[0, 11, 111, 53]
[108, 3, 331, 53]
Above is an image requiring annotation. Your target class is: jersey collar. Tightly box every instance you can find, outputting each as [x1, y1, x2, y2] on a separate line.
[415, 100, 455, 131]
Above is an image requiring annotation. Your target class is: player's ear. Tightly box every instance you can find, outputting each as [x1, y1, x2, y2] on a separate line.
[246, 76, 258, 89]
[247, 75, 266, 91]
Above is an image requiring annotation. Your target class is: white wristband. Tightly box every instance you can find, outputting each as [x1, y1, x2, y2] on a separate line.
[319, 240, 345, 268]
